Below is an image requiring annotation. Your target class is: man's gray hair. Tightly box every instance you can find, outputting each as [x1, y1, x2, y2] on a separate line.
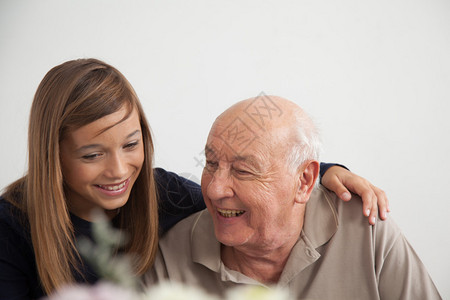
[286, 111, 322, 171]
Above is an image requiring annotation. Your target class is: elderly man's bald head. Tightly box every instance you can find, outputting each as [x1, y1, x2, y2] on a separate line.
[211, 95, 321, 170]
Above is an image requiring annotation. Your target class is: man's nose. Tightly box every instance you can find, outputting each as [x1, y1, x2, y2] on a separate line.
[206, 168, 234, 200]
[104, 152, 128, 179]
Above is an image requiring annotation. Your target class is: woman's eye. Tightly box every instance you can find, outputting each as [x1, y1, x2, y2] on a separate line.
[82, 153, 102, 160]
[124, 141, 139, 149]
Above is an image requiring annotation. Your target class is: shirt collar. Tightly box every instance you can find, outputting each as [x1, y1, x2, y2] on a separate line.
[278, 186, 339, 284]
[303, 186, 339, 248]
[191, 210, 222, 272]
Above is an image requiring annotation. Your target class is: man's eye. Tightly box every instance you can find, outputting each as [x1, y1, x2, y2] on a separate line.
[205, 160, 218, 169]
[234, 169, 252, 176]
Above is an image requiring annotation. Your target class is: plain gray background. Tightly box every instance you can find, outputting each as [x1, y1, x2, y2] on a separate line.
[1, 0, 448, 297]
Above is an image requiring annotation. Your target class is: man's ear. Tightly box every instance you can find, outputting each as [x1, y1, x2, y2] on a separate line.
[295, 160, 320, 204]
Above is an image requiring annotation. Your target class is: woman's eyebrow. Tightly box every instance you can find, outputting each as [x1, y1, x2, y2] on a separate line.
[126, 129, 141, 139]
[76, 143, 102, 153]
[76, 130, 141, 153]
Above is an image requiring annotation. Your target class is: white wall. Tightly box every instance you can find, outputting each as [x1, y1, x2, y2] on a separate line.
[1, 0, 448, 297]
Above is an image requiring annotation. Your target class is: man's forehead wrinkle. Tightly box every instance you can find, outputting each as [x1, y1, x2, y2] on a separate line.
[205, 139, 270, 170]
[206, 96, 303, 169]
[204, 144, 219, 157]
[208, 118, 253, 157]
[205, 143, 231, 162]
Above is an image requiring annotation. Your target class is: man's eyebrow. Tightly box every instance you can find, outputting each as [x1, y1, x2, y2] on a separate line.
[76, 130, 141, 153]
[204, 145, 216, 156]
[234, 155, 262, 169]
[205, 145, 262, 169]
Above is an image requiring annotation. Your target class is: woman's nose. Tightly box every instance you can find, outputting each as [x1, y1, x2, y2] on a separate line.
[104, 152, 128, 179]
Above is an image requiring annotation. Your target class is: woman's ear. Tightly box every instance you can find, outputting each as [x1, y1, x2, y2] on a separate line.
[295, 160, 320, 204]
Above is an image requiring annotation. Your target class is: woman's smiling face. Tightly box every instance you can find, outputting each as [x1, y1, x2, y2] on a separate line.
[60, 105, 144, 221]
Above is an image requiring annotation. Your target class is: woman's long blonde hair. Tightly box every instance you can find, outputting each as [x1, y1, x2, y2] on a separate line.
[3, 58, 158, 294]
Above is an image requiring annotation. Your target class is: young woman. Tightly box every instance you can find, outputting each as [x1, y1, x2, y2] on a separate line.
[0, 58, 387, 300]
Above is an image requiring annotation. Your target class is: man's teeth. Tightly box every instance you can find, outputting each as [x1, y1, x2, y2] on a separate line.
[98, 181, 126, 191]
[217, 208, 245, 218]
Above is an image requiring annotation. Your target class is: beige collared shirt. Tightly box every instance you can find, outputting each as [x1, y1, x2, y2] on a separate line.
[145, 186, 441, 299]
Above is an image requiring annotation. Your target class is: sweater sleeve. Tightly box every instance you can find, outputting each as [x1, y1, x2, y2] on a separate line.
[154, 168, 205, 235]
[319, 162, 348, 181]
[0, 200, 44, 300]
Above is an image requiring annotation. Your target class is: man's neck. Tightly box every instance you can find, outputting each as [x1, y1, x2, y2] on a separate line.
[220, 231, 301, 284]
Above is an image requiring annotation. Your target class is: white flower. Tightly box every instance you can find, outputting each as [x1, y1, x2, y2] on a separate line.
[225, 285, 292, 300]
[45, 281, 293, 300]
[142, 281, 219, 300]
[45, 282, 137, 300]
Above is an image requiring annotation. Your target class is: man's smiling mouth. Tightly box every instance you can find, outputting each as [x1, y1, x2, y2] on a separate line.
[217, 208, 245, 218]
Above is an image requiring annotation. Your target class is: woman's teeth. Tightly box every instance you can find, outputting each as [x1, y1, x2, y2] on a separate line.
[98, 181, 126, 191]
[217, 208, 245, 218]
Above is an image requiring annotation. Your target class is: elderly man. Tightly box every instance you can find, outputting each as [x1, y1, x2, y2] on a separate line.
[146, 96, 441, 299]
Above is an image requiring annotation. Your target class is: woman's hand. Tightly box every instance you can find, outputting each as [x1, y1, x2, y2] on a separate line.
[321, 166, 389, 225]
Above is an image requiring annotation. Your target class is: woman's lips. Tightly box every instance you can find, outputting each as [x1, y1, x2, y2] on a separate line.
[95, 178, 130, 196]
